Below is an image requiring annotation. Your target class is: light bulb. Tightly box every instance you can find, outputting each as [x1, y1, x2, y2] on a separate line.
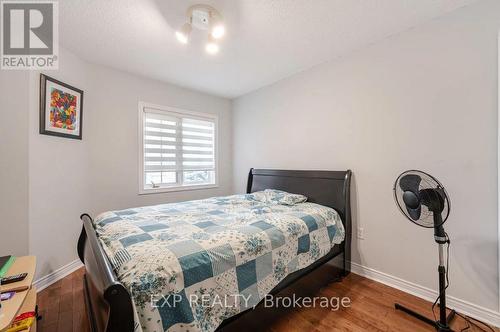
[175, 23, 191, 44]
[176, 31, 188, 44]
[211, 24, 225, 39]
[206, 34, 219, 54]
[206, 41, 219, 54]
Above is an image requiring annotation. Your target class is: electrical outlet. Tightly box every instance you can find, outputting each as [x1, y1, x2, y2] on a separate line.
[357, 227, 365, 240]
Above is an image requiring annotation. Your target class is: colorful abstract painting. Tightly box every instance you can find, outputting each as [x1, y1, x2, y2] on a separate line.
[49, 88, 78, 131]
[40, 74, 84, 139]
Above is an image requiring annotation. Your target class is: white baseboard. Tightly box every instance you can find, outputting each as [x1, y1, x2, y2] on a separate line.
[33, 259, 83, 292]
[350, 262, 500, 328]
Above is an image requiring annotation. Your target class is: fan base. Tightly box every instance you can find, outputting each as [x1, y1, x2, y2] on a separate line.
[395, 303, 456, 331]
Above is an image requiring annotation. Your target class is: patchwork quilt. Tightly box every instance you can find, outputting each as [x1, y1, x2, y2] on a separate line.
[93, 193, 345, 332]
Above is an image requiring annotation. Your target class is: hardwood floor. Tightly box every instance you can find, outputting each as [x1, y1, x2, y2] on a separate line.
[36, 265, 496, 332]
[37, 268, 89, 332]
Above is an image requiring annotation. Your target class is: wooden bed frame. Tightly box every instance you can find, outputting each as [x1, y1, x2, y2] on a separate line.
[77, 168, 352, 332]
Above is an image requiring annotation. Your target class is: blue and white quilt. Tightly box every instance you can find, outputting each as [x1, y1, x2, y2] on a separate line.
[93, 192, 345, 332]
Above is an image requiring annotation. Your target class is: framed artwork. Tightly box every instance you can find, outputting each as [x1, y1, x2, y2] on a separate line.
[40, 74, 84, 140]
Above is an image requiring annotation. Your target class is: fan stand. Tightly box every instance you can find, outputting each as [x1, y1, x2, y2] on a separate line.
[395, 228, 456, 331]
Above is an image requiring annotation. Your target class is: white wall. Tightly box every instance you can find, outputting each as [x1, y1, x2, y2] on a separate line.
[0, 71, 29, 257]
[27, 48, 232, 278]
[28, 48, 92, 278]
[85, 64, 232, 214]
[233, 0, 499, 311]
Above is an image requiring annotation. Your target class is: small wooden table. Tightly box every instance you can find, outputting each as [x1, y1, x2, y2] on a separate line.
[0, 256, 37, 332]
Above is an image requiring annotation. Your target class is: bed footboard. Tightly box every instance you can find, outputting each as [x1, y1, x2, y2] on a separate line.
[78, 214, 135, 332]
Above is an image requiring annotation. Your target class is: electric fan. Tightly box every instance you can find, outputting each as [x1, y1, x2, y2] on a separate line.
[393, 170, 456, 331]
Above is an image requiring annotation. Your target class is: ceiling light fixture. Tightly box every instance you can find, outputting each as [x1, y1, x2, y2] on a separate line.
[175, 4, 225, 54]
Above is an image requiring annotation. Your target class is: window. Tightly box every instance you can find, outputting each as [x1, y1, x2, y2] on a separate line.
[139, 103, 217, 193]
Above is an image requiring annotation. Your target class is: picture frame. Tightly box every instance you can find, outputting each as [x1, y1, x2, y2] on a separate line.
[39, 74, 84, 140]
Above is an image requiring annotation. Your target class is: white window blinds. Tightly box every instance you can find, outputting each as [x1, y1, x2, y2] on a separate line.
[141, 106, 217, 191]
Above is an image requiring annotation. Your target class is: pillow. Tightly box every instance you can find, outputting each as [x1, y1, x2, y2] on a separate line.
[249, 189, 307, 206]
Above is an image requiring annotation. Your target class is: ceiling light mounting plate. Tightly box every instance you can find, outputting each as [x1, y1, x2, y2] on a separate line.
[191, 8, 209, 30]
[188, 4, 220, 31]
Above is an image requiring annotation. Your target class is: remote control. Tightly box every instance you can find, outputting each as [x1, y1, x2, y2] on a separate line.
[1, 273, 27, 285]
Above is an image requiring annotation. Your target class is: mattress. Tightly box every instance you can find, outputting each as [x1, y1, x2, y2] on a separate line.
[93, 193, 345, 332]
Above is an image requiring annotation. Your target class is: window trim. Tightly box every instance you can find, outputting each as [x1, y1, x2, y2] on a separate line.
[138, 101, 219, 195]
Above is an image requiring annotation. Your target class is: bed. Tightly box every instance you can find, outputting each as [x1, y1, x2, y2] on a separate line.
[77, 168, 352, 332]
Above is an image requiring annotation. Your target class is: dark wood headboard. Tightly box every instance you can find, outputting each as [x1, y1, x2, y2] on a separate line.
[246, 168, 352, 227]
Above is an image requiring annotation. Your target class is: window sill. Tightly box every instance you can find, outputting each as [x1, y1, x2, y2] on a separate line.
[138, 184, 219, 195]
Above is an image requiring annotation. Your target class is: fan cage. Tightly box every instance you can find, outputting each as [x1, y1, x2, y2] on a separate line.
[393, 170, 450, 228]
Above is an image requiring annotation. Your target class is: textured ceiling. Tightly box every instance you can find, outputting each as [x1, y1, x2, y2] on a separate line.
[59, 0, 479, 98]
